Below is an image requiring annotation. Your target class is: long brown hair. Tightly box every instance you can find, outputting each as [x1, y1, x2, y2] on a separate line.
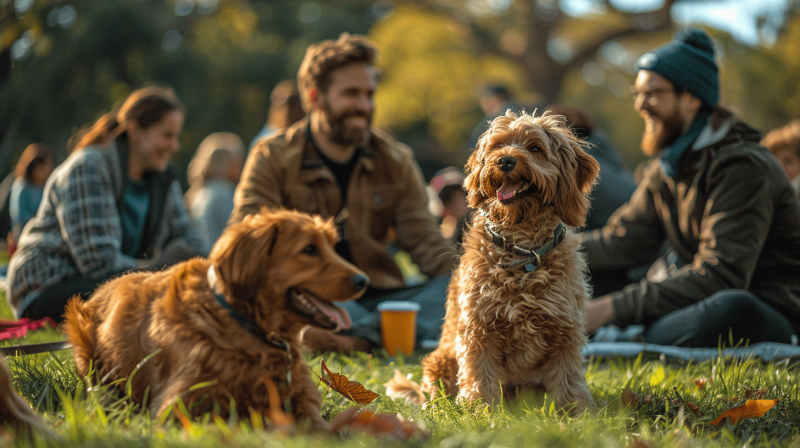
[14, 143, 54, 182]
[72, 86, 183, 151]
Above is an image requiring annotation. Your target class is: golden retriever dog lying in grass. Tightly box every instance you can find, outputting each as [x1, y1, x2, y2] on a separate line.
[64, 208, 368, 429]
[420, 111, 599, 413]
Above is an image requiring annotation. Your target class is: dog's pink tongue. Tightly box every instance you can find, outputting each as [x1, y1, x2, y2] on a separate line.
[497, 183, 520, 201]
[305, 295, 353, 330]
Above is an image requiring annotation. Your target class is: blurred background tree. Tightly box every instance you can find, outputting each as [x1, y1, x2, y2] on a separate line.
[1, 0, 799, 184]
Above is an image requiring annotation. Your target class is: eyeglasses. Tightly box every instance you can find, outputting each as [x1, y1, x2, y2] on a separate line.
[631, 87, 676, 106]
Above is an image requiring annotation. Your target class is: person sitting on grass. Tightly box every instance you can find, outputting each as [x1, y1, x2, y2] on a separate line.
[582, 28, 800, 347]
[761, 120, 800, 198]
[230, 34, 457, 353]
[6, 86, 205, 323]
[7, 143, 55, 255]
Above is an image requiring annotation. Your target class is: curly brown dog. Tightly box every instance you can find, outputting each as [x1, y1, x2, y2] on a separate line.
[421, 111, 599, 413]
[63, 209, 368, 428]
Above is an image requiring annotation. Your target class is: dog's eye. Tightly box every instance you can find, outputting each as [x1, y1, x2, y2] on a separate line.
[528, 145, 541, 153]
[302, 245, 319, 256]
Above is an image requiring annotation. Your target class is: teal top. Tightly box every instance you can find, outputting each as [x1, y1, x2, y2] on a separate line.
[120, 178, 150, 257]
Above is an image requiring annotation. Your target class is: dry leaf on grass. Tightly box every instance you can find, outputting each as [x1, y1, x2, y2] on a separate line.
[709, 399, 780, 425]
[691, 377, 713, 389]
[685, 402, 704, 416]
[333, 409, 429, 441]
[318, 360, 379, 404]
[622, 387, 640, 407]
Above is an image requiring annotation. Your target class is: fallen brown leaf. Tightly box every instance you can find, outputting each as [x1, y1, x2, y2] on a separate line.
[744, 387, 767, 400]
[621, 387, 640, 407]
[709, 399, 780, 425]
[628, 436, 656, 448]
[319, 360, 379, 404]
[335, 409, 428, 441]
[691, 377, 713, 389]
[686, 402, 703, 416]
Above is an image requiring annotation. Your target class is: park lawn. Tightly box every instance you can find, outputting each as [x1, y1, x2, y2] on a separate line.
[1, 288, 799, 447]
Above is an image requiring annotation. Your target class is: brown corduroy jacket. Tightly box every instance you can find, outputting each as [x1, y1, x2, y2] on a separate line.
[230, 118, 457, 288]
[581, 119, 800, 334]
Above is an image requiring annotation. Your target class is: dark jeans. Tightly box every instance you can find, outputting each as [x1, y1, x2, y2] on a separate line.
[337, 274, 451, 348]
[642, 289, 795, 347]
[23, 272, 123, 323]
[23, 239, 202, 323]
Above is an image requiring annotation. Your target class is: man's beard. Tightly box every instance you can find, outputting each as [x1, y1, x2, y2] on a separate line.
[640, 107, 684, 157]
[322, 103, 371, 147]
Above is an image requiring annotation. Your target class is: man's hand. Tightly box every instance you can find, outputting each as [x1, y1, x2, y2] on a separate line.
[585, 295, 615, 334]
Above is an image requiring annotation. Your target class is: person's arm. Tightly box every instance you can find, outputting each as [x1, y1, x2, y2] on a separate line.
[230, 143, 283, 224]
[55, 157, 138, 278]
[585, 296, 615, 334]
[163, 180, 207, 256]
[608, 152, 777, 328]
[393, 153, 458, 277]
[580, 163, 666, 272]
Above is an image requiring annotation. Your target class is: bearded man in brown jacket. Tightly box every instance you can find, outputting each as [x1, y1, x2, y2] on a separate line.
[582, 28, 800, 347]
[230, 34, 457, 353]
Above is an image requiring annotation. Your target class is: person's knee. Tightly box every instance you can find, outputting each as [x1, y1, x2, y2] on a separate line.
[704, 290, 761, 322]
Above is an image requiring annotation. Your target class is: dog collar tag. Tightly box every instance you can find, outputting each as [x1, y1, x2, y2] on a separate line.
[525, 263, 535, 273]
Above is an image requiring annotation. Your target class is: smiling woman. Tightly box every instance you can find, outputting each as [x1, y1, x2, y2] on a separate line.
[5, 86, 206, 323]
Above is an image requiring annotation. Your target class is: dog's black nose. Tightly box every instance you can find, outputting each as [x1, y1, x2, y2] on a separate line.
[498, 156, 517, 172]
[351, 274, 369, 290]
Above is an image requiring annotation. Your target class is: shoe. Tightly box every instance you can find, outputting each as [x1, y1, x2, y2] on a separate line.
[299, 325, 371, 354]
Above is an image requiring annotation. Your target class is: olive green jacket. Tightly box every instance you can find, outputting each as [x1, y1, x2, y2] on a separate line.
[230, 118, 457, 288]
[582, 119, 800, 333]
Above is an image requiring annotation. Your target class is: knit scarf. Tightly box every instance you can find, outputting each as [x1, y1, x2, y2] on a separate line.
[660, 109, 711, 178]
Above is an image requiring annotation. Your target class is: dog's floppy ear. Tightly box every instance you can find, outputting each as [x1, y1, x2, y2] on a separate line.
[210, 212, 282, 302]
[554, 142, 600, 228]
[463, 150, 484, 208]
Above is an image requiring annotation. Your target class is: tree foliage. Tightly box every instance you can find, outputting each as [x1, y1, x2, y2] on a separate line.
[1, 0, 799, 181]
[0, 0, 374, 184]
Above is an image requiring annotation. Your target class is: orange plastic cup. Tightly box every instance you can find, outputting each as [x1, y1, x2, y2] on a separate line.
[376, 301, 421, 356]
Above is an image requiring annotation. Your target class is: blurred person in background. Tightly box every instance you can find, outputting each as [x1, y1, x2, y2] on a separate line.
[545, 104, 637, 231]
[428, 166, 469, 245]
[248, 80, 306, 151]
[465, 85, 528, 152]
[7, 86, 205, 322]
[7, 143, 55, 255]
[761, 120, 800, 198]
[230, 33, 456, 353]
[185, 132, 245, 251]
[581, 28, 800, 346]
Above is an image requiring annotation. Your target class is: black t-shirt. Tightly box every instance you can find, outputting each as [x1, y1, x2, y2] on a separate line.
[308, 133, 362, 263]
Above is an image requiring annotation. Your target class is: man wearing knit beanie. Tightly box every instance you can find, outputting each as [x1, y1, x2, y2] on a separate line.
[581, 28, 800, 348]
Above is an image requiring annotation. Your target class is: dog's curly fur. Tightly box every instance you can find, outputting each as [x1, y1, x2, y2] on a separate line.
[421, 111, 599, 413]
[63, 209, 367, 428]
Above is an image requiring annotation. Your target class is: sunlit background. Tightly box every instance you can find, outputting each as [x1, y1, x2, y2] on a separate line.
[2, 0, 799, 183]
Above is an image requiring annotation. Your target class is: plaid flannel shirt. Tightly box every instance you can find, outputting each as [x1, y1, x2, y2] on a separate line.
[7, 141, 203, 316]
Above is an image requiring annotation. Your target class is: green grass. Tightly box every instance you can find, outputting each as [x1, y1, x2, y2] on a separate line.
[1, 286, 799, 447]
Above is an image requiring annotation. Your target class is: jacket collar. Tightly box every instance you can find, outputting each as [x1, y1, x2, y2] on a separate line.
[296, 118, 377, 174]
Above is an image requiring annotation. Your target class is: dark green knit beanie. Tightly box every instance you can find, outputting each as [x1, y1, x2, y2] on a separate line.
[636, 27, 719, 109]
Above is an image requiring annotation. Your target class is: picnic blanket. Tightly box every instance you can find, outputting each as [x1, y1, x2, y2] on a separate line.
[583, 341, 800, 362]
[0, 317, 56, 341]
